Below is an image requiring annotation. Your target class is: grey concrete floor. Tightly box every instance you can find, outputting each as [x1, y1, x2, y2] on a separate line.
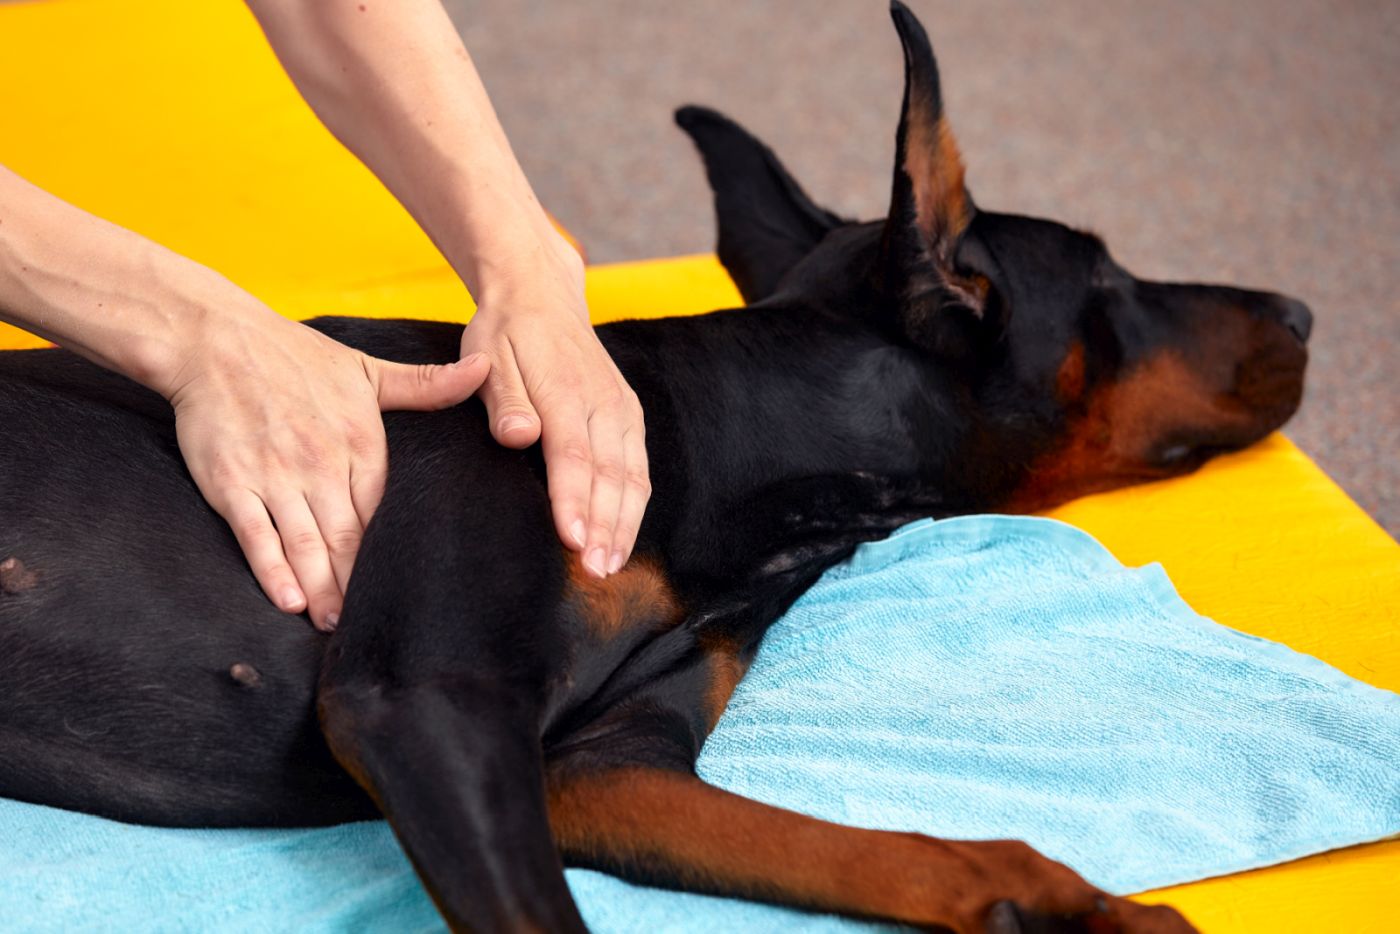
[446, 0, 1399, 537]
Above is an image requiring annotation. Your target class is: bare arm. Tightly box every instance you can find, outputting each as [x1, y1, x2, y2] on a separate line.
[245, 0, 651, 579]
[0, 163, 490, 630]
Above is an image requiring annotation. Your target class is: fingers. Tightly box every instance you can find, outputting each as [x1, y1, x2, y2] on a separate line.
[375, 352, 489, 412]
[582, 406, 627, 577]
[220, 489, 307, 615]
[265, 494, 344, 632]
[541, 388, 650, 579]
[307, 485, 366, 597]
[172, 326, 410, 633]
[214, 455, 380, 632]
[540, 403, 594, 557]
[348, 453, 387, 531]
[613, 414, 650, 569]
[460, 290, 652, 576]
[477, 346, 543, 448]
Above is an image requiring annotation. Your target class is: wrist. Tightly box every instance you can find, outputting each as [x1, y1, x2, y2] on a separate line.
[421, 165, 582, 301]
[142, 263, 273, 402]
[463, 228, 585, 311]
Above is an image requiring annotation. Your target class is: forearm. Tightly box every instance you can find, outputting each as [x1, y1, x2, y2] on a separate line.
[244, 0, 572, 301]
[0, 164, 265, 396]
[246, 1, 650, 575]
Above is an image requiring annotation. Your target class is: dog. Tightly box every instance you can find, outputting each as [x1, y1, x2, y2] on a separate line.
[0, 4, 1308, 932]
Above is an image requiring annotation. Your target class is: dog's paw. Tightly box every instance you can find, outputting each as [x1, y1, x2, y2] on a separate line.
[983, 896, 1196, 934]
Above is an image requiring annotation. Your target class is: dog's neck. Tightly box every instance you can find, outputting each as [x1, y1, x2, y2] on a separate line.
[603, 304, 1001, 547]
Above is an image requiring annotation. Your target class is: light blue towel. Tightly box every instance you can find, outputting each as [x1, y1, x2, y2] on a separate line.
[3, 515, 1398, 932]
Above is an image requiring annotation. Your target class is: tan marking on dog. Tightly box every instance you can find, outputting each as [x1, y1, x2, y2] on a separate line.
[564, 553, 683, 639]
[701, 635, 749, 733]
[1056, 342, 1088, 403]
[903, 109, 970, 247]
[1003, 350, 1254, 513]
[544, 766, 1178, 930]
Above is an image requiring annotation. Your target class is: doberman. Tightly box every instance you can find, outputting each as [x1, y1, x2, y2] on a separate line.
[0, 4, 1309, 932]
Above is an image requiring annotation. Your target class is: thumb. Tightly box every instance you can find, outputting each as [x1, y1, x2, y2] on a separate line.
[374, 352, 490, 412]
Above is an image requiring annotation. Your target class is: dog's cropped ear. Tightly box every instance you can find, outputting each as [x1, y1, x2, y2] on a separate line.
[677, 106, 846, 304]
[878, 2, 997, 352]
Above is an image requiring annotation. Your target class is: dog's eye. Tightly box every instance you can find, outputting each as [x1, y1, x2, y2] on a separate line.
[1156, 444, 1195, 466]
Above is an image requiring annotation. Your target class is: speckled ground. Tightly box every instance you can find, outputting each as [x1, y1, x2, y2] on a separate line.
[445, 0, 1398, 537]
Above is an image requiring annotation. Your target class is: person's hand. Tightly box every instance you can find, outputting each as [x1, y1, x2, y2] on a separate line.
[163, 305, 490, 630]
[461, 235, 650, 578]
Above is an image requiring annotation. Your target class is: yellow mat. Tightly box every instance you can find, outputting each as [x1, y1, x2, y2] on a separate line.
[1, 2, 1395, 930]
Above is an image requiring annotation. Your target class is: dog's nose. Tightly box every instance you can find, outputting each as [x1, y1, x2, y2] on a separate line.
[1277, 297, 1313, 343]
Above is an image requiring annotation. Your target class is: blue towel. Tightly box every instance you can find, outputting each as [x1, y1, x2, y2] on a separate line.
[3, 515, 1398, 933]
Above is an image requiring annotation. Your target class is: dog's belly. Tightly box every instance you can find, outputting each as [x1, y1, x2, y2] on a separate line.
[0, 365, 374, 827]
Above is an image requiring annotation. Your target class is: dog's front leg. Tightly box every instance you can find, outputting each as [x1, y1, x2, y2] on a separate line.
[548, 761, 1194, 934]
[315, 412, 587, 933]
[319, 679, 581, 933]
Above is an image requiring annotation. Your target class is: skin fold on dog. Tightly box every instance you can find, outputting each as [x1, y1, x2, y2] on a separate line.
[0, 5, 1310, 933]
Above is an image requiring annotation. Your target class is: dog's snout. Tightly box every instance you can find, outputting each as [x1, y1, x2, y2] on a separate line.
[1277, 297, 1313, 344]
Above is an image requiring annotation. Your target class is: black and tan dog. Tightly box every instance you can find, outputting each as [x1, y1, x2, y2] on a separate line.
[0, 5, 1309, 932]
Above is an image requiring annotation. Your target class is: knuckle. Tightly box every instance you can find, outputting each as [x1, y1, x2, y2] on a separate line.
[293, 438, 332, 473]
[592, 458, 626, 482]
[596, 386, 628, 411]
[325, 527, 362, 556]
[261, 560, 295, 583]
[208, 458, 243, 487]
[557, 439, 592, 467]
[537, 377, 583, 405]
[625, 466, 652, 496]
[237, 520, 279, 547]
[285, 529, 324, 554]
[494, 397, 534, 423]
[354, 473, 386, 504]
[344, 425, 381, 459]
[612, 512, 641, 540]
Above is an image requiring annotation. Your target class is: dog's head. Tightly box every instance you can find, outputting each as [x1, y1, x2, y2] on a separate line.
[677, 1, 1309, 512]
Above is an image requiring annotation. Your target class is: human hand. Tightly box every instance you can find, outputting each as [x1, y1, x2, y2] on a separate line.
[163, 305, 490, 630]
[461, 235, 650, 578]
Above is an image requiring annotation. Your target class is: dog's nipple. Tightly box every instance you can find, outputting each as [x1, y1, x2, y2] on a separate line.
[0, 557, 38, 594]
[229, 663, 263, 688]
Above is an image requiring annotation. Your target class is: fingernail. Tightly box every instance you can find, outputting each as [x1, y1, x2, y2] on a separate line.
[585, 546, 608, 578]
[324, 611, 340, 631]
[500, 415, 532, 435]
[280, 587, 303, 611]
[569, 519, 587, 548]
[608, 550, 624, 575]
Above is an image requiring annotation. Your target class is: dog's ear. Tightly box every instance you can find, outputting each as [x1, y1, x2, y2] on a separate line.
[878, 2, 1000, 353]
[677, 106, 846, 304]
